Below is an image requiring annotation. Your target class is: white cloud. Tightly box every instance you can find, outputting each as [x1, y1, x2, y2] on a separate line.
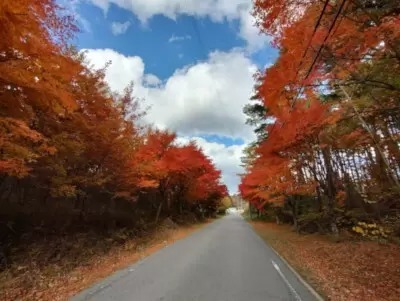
[176, 136, 245, 194]
[84, 48, 256, 141]
[83, 48, 145, 93]
[144, 74, 161, 86]
[142, 50, 257, 140]
[238, 7, 269, 52]
[88, 0, 243, 22]
[83, 48, 257, 193]
[111, 21, 131, 35]
[168, 34, 192, 43]
[88, 0, 269, 52]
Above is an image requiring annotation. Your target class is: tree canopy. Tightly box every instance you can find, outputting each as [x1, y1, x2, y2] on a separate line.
[0, 0, 227, 231]
[241, 0, 400, 233]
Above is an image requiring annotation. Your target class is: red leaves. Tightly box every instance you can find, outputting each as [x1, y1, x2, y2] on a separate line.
[129, 130, 227, 203]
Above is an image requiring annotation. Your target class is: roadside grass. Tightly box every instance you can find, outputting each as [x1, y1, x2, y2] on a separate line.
[250, 221, 400, 301]
[0, 219, 211, 301]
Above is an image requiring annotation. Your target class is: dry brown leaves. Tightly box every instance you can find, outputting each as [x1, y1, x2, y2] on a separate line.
[0, 222, 207, 301]
[251, 222, 400, 301]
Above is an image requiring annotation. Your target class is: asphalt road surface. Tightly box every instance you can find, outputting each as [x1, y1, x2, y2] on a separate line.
[71, 215, 320, 301]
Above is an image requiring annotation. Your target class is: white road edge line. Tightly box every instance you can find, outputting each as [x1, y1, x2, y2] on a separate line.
[271, 260, 303, 301]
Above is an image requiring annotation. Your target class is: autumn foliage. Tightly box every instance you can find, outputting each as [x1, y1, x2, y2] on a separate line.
[241, 0, 400, 233]
[0, 0, 227, 246]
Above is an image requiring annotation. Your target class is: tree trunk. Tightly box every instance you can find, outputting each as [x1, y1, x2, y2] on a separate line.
[340, 85, 400, 188]
[249, 203, 253, 220]
[291, 197, 299, 232]
[321, 147, 339, 235]
[155, 201, 163, 224]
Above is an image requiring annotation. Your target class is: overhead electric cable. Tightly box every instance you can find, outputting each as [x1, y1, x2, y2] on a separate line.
[290, 0, 347, 108]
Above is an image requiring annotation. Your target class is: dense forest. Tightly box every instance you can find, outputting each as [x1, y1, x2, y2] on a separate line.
[240, 0, 400, 237]
[0, 0, 227, 264]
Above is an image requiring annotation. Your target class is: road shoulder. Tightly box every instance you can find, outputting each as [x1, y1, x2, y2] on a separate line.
[250, 221, 400, 301]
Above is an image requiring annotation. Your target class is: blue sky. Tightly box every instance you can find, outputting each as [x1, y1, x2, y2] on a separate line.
[68, 0, 278, 193]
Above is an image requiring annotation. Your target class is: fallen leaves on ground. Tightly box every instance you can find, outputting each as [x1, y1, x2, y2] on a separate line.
[251, 221, 400, 301]
[0, 221, 208, 301]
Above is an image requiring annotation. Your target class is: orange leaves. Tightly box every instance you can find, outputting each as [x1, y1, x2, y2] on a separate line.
[0, 159, 30, 178]
[0, 0, 227, 218]
[253, 0, 313, 41]
[240, 99, 329, 207]
[0, 0, 84, 181]
[337, 128, 371, 149]
[243, 0, 400, 214]
[0, 117, 49, 177]
[242, 0, 349, 207]
[137, 179, 160, 189]
[123, 130, 227, 203]
[258, 100, 333, 156]
[0, 0, 81, 115]
[0, 118, 43, 142]
[128, 130, 176, 182]
[255, 0, 397, 99]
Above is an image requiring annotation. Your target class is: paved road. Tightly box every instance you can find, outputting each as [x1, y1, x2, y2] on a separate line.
[71, 215, 320, 301]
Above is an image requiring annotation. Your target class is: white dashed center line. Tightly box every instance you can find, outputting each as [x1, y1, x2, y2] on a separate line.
[271, 260, 303, 301]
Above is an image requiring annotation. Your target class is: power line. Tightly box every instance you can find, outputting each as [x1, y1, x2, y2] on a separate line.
[290, 0, 347, 108]
[294, 0, 331, 80]
[304, 0, 347, 80]
[191, 18, 208, 59]
[290, 0, 332, 108]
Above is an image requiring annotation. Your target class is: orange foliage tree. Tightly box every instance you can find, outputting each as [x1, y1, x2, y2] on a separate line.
[0, 0, 227, 232]
[241, 0, 400, 232]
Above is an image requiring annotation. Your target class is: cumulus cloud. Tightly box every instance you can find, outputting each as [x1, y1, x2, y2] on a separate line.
[143, 74, 162, 86]
[88, 0, 269, 52]
[111, 21, 131, 35]
[83, 48, 145, 93]
[238, 7, 269, 52]
[83, 48, 257, 192]
[88, 0, 242, 21]
[84, 48, 256, 141]
[144, 50, 257, 140]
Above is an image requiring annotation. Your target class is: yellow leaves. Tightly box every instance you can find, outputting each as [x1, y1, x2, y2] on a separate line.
[352, 226, 364, 235]
[352, 222, 390, 239]
[220, 196, 233, 209]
